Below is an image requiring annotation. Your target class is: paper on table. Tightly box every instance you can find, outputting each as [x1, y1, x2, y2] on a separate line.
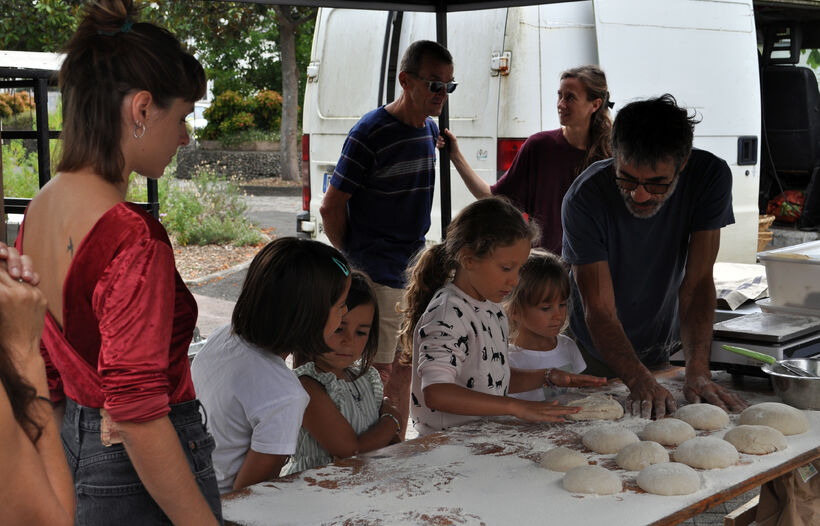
[714, 262, 768, 310]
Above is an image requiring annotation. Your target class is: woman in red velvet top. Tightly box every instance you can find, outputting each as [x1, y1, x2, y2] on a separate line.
[443, 65, 613, 254]
[17, 1, 221, 524]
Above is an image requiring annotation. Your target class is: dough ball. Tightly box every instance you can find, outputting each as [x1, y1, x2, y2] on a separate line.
[562, 465, 622, 495]
[674, 403, 730, 430]
[539, 447, 587, 472]
[723, 425, 787, 455]
[738, 402, 809, 436]
[566, 394, 624, 421]
[640, 418, 696, 446]
[615, 441, 669, 471]
[637, 462, 700, 496]
[582, 426, 640, 454]
[673, 437, 739, 469]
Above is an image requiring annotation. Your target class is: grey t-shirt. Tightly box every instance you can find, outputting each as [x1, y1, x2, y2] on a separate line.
[561, 149, 734, 365]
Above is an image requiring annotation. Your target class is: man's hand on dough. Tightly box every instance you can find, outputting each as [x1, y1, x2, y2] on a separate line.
[683, 374, 748, 413]
[626, 375, 677, 419]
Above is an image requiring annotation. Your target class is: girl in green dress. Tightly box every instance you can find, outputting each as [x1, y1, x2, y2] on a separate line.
[285, 271, 403, 474]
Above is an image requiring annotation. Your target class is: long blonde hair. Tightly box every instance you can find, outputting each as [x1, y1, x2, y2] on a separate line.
[504, 250, 571, 340]
[399, 197, 539, 364]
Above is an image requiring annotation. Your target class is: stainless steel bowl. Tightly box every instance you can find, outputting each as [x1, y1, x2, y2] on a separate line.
[761, 358, 820, 410]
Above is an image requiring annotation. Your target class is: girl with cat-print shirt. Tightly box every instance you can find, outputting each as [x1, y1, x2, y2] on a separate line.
[399, 197, 605, 436]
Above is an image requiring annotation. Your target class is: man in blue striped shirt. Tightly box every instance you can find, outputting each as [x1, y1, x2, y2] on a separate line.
[321, 40, 455, 435]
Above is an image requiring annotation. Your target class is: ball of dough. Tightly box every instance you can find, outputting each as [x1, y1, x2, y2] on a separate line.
[566, 394, 624, 421]
[616, 441, 669, 471]
[637, 462, 700, 495]
[582, 426, 640, 454]
[723, 425, 787, 455]
[562, 465, 622, 495]
[539, 447, 587, 472]
[640, 418, 696, 446]
[674, 403, 730, 430]
[738, 402, 809, 436]
[673, 437, 739, 469]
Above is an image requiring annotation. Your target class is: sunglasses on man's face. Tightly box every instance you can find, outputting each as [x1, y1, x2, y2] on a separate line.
[409, 72, 458, 94]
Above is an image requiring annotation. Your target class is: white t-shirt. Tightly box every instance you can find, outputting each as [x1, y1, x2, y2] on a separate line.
[507, 334, 586, 401]
[410, 282, 510, 436]
[191, 324, 309, 494]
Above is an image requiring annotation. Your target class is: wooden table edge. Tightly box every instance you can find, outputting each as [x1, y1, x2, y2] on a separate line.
[649, 446, 820, 525]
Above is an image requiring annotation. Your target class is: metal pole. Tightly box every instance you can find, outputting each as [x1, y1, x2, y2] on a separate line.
[436, 7, 451, 236]
[147, 179, 159, 219]
[34, 77, 50, 188]
[0, 128, 5, 245]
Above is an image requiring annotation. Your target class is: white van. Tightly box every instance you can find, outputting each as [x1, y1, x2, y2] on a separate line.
[298, 0, 764, 263]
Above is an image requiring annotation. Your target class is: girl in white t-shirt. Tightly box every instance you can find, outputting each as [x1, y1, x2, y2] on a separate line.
[506, 250, 600, 401]
[400, 197, 606, 436]
[192, 238, 351, 493]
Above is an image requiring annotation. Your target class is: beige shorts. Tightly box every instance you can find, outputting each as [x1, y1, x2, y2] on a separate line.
[372, 283, 406, 364]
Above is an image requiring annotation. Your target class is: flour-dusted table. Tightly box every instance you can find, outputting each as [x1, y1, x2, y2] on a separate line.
[222, 370, 820, 525]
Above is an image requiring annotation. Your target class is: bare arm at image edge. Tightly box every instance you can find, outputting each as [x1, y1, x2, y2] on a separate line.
[320, 185, 352, 250]
[573, 261, 676, 419]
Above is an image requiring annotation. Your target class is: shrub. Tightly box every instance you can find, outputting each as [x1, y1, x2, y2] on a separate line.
[253, 90, 283, 130]
[0, 99, 12, 119]
[201, 90, 249, 141]
[0, 91, 35, 121]
[160, 167, 263, 247]
[218, 111, 255, 136]
[199, 89, 282, 142]
[1, 140, 40, 198]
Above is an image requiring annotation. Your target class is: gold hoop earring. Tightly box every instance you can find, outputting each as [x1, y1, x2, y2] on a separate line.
[133, 121, 146, 139]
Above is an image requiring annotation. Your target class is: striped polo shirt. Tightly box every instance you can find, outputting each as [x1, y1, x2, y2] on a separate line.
[331, 106, 438, 288]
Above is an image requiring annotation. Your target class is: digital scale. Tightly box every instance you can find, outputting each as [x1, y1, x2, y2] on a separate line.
[670, 312, 820, 377]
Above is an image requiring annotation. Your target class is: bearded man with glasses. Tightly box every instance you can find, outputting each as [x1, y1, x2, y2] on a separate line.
[321, 40, 455, 438]
[561, 94, 748, 420]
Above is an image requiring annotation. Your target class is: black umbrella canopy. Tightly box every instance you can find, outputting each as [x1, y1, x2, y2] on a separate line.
[230, 0, 569, 11]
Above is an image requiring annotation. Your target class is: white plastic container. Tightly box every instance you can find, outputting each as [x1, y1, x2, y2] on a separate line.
[757, 240, 820, 309]
[756, 298, 820, 318]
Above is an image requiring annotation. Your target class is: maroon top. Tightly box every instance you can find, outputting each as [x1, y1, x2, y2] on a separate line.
[491, 129, 586, 253]
[17, 202, 197, 422]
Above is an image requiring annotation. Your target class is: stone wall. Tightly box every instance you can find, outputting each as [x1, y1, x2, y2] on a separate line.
[176, 144, 284, 180]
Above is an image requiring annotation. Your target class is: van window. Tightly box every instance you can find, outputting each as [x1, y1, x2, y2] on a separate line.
[317, 9, 386, 118]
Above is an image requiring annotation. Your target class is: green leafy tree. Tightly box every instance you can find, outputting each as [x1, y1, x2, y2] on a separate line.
[145, 1, 316, 180]
[804, 49, 820, 70]
[2, 1, 316, 182]
[0, 0, 82, 51]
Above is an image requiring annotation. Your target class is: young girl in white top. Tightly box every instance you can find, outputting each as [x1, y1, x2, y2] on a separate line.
[192, 238, 351, 493]
[284, 271, 402, 474]
[506, 250, 596, 401]
[400, 197, 606, 435]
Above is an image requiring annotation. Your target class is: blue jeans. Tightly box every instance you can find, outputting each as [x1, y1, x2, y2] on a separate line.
[62, 398, 223, 525]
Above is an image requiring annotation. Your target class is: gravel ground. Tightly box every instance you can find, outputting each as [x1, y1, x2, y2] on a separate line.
[173, 179, 300, 281]
[175, 242, 264, 281]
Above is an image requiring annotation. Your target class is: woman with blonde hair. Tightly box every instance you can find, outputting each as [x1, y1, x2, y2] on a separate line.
[444, 65, 613, 254]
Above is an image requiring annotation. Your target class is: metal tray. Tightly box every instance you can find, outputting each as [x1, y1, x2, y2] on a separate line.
[712, 312, 820, 343]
